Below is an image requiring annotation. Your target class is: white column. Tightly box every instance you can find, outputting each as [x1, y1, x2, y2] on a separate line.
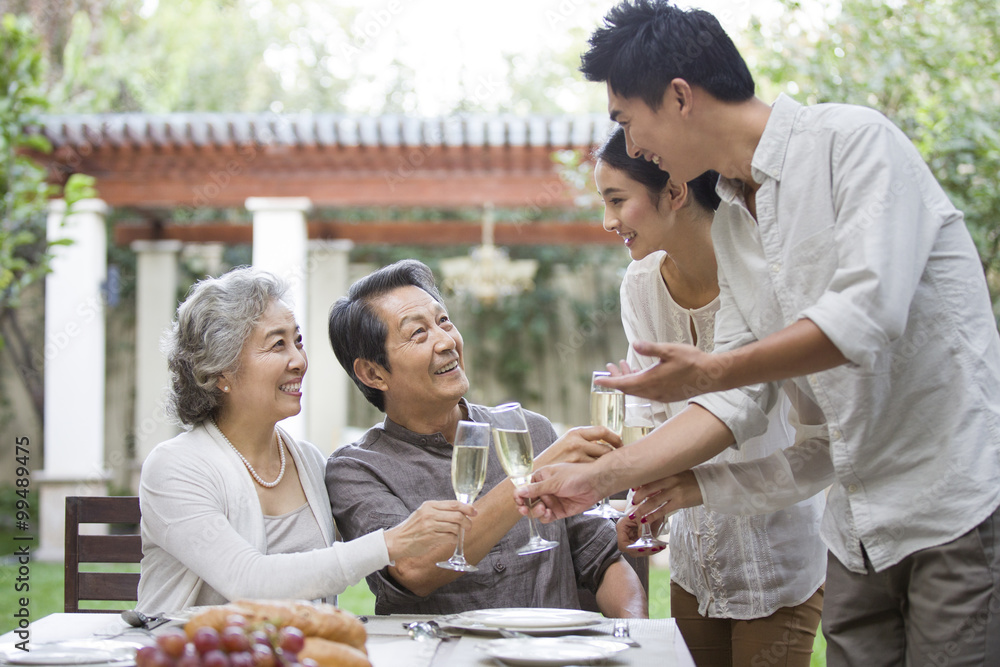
[306, 240, 354, 454]
[37, 198, 109, 561]
[130, 240, 183, 488]
[247, 197, 311, 441]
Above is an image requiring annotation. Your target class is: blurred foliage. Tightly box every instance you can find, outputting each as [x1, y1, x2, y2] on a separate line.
[23, 0, 356, 113]
[5, 0, 998, 416]
[0, 13, 96, 420]
[749, 0, 1000, 317]
[1, 0, 612, 115]
[0, 14, 52, 305]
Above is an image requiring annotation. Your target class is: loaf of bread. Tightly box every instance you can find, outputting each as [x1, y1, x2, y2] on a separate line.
[299, 637, 371, 667]
[183, 604, 243, 637]
[184, 599, 367, 652]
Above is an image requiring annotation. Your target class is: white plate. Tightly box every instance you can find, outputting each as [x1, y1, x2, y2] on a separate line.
[437, 608, 605, 634]
[478, 637, 630, 666]
[0, 639, 139, 666]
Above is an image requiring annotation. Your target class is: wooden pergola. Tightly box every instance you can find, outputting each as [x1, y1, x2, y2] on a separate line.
[30, 112, 619, 247]
[26, 111, 625, 562]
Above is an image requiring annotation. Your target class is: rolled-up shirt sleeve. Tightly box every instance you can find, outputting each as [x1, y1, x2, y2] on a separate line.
[693, 420, 834, 516]
[799, 123, 947, 371]
[564, 514, 623, 595]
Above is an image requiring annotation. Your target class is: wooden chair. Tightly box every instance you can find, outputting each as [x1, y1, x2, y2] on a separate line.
[64, 496, 142, 613]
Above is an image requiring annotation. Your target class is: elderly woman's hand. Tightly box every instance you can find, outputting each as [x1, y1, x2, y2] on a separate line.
[383, 500, 477, 562]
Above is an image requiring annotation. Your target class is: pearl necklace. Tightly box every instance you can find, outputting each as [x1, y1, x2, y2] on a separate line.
[213, 420, 286, 488]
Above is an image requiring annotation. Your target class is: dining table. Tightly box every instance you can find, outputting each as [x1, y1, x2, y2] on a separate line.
[0, 610, 695, 666]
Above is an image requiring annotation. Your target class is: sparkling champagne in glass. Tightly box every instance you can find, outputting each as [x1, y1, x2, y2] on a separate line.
[622, 402, 668, 551]
[436, 420, 490, 572]
[584, 371, 625, 518]
[489, 402, 559, 555]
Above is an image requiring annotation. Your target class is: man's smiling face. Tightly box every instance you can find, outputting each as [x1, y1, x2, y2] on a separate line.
[374, 285, 469, 421]
[607, 82, 703, 185]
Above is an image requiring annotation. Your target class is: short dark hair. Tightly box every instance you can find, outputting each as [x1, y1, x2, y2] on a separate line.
[581, 0, 754, 108]
[328, 259, 444, 412]
[594, 126, 720, 212]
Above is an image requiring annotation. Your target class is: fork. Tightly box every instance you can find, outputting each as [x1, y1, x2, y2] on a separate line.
[498, 623, 641, 648]
[611, 619, 642, 648]
[403, 620, 460, 641]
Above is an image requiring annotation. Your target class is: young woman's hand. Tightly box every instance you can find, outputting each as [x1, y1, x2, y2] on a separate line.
[630, 470, 703, 526]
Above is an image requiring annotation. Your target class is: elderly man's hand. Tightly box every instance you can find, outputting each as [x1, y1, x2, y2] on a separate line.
[535, 425, 622, 468]
[598, 341, 717, 403]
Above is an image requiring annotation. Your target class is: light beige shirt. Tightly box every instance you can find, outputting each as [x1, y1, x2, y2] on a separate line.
[693, 94, 1000, 573]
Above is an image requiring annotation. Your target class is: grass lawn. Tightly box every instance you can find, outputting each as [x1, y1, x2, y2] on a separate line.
[1, 561, 825, 665]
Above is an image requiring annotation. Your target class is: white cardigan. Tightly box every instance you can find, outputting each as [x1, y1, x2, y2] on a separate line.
[137, 421, 389, 614]
[620, 252, 827, 619]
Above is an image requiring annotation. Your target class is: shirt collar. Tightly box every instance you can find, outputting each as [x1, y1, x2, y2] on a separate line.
[382, 397, 471, 450]
[717, 93, 801, 197]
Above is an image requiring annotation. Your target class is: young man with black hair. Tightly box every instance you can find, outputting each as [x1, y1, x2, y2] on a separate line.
[518, 2, 1000, 664]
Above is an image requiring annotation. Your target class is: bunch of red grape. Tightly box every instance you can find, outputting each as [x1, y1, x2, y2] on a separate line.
[134, 615, 314, 667]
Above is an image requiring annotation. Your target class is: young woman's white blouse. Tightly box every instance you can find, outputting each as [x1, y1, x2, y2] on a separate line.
[620, 251, 827, 619]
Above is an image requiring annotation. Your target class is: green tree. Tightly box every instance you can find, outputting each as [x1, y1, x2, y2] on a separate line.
[1, 14, 94, 420]
[749, 0, 1000, 316]
[9, 0, 614, 116]
[6, 0, 356, 114]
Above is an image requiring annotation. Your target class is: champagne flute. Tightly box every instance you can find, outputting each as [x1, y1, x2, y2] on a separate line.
[436, 420, 491, 572]
[489, 402, 559, 555]
[622, 402, 668, 551]
[584, 371, 625, 518]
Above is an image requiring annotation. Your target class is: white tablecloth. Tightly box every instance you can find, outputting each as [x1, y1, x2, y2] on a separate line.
[1, 613, 695, 667]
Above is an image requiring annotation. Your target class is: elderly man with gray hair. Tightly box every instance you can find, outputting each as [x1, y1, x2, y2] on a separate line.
[326, 259, 646, 617]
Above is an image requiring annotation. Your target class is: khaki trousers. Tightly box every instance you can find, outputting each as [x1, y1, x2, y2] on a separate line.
[670, 581, 824, 667]
[823, 503, 1000, 667]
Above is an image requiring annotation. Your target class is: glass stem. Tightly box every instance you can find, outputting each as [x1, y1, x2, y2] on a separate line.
[521, 487, 542, 540]
[526, 514, 542, 540]
[639, 521, 653, 539]
[453, 525, 467, 561]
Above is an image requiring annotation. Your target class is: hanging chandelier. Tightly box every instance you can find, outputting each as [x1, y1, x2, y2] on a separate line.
[440, 204, 538, 305]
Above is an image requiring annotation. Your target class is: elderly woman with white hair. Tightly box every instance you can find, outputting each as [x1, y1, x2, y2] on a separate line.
[137, 266, 474, 614]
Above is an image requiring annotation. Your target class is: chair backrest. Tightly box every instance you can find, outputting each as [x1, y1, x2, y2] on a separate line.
[64, 496, 142, 613]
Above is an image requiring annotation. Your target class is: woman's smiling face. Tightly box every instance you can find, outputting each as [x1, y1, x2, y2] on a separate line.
[222, 299, 307, 426]
[595, 159, 674, 261]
